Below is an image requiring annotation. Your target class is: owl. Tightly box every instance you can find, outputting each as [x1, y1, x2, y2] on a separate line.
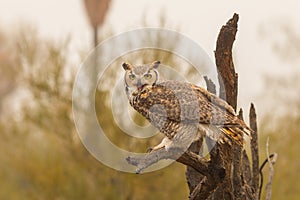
[122, 61, 250, 152]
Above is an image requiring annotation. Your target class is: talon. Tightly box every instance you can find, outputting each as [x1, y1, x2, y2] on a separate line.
[146, 147, 153, 153]
[136, 168, 141, 174]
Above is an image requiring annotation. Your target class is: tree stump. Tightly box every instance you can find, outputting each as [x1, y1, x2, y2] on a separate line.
[126, 13, 273, 200]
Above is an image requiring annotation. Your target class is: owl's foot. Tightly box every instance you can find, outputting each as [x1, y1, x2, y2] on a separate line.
[146, 145, 164, 153]
[147, 137, 172, 153]
[146, 147, 154, 153]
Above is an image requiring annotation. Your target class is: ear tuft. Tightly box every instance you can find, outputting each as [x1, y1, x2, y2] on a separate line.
[151, 61, 161, 69]
[122, 62, 133, 70]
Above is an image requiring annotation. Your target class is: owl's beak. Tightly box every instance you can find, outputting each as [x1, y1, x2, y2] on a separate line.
[137, 79, 143, 90]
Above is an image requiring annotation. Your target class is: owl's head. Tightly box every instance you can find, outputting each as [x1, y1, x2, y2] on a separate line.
[122, 61, 160, 96]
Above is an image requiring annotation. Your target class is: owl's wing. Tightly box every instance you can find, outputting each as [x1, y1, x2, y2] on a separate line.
[131, 81, 250, 145]
[190, 84, 236, 116]
[133, 81, 238, 124]
[131, 81, 251, 127]
[190, 83, 252, 143]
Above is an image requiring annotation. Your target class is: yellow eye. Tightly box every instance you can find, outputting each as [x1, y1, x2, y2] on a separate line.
[129, 74, 135, 80]
[144, 73, 152, 79]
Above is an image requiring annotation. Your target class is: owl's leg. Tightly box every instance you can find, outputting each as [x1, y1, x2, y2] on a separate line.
[147, 137, 172, 153]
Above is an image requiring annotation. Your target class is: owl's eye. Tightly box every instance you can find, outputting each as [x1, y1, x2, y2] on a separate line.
[129, 74, 136, 80]
[144, 73, 152, 79]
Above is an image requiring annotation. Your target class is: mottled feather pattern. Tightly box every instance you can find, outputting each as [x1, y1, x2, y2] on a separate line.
[130, 80, 248, 145]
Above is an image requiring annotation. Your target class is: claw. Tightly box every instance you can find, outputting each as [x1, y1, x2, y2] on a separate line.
[146, 147, 153, 153]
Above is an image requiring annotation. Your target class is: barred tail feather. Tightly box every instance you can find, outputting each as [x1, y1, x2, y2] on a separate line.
[220, 127, 244, 146]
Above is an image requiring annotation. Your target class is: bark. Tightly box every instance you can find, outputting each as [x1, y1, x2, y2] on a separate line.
[215, 13, 239, 111]
[250, 103, 259, 199]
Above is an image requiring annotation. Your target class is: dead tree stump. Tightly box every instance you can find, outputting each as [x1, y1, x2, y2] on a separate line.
[127, 13, 275, 200]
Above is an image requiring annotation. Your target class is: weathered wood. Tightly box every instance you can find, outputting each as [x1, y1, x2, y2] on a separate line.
[126, 147, 210, 175]
[215, 13, 239, 111]
[211, 13, 240, 200]
[204, 76, 217, 95]
[265, 139, 277, 200]
[185, 139, 205, 195]
[190, 144, 227, 200]
[250, 103, 259, 199]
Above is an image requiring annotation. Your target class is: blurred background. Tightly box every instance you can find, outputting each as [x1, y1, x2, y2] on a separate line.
[0, 0, 300, 199]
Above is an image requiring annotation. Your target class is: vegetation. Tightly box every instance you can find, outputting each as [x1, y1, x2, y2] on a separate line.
[0, 26, 190, 200]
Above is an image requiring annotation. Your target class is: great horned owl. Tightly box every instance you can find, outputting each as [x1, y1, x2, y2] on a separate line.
[122, 61, 250, 152]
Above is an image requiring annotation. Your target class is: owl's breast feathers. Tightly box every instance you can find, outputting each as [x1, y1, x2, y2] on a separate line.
[129, 80, 251, 145]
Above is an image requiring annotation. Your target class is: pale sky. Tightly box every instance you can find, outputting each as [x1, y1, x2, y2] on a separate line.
[1, 0, 299, 118]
